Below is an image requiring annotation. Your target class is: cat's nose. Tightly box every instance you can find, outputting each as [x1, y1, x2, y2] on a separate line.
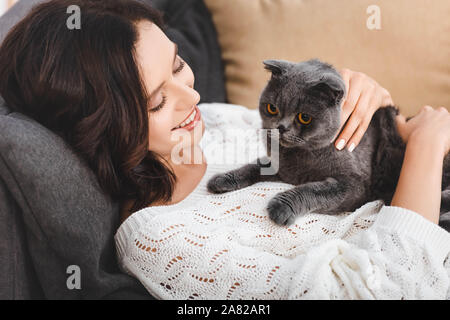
[277, 124, 287, 133]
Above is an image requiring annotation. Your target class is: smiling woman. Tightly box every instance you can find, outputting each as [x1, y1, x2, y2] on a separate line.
[121, 18, 207, 219]
[0, 0, 187, 214]
[1, 0, 450, 301]
[133, 20, 203, 159]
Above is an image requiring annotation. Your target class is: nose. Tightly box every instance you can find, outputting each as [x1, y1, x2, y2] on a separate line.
[171, 62, 200, 109]
[277, 124, 287, 134]
[173, 81, 200, 110]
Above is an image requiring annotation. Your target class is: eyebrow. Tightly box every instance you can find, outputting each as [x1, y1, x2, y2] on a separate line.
[149, 42, 178, 98]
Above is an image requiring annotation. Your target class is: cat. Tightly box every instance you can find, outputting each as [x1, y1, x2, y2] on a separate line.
[207, 58, 450, 227]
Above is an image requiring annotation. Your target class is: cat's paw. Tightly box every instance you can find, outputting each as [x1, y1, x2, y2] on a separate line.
[207, 173, 239, 194]
[267, 195, 296, 226]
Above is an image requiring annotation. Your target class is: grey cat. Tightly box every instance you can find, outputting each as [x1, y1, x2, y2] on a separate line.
[207, 58, 450, 228]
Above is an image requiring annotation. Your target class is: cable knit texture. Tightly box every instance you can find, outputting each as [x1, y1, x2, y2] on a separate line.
[115, 103, 450, 300]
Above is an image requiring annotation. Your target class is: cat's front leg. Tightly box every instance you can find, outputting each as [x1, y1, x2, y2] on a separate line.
[207, 157, 279, 194]
[267, 177, 353, 226]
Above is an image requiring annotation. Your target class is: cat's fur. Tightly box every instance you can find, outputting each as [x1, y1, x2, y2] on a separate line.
[207, 58, 450, 228]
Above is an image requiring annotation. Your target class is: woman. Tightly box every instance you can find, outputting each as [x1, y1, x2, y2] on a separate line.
[0, 0, 449, 299]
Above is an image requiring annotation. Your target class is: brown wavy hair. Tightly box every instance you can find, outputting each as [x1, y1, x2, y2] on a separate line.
[0, 0, 177, 212]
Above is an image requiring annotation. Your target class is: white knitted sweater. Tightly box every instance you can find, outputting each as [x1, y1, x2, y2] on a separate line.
[115, 103, 450, 300]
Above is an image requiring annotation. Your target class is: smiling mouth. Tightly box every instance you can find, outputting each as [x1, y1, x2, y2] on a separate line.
[171, 106, 198, 130]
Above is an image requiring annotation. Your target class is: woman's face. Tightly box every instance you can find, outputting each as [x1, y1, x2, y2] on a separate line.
[134, 21, 203, 160]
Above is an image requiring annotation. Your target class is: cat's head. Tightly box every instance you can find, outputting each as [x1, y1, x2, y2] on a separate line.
[259, 59, 345, 150]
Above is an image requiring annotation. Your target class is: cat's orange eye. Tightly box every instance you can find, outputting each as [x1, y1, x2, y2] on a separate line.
[266, 103, 279, 115]
[298, 113, 312, 125]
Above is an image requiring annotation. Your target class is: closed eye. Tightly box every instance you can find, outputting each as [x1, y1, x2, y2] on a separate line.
[174, 57, 185, 74]
[149, 57, 186, 113]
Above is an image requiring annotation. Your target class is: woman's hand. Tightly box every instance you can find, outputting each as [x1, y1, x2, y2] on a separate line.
[391, 105, 450, 224]
[395, 105, 450, 156]
[332, 69, 394, 152]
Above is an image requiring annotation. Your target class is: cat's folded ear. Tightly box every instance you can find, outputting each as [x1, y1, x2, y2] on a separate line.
[307, 73, 346, 106]
[263, 59, 291, 77]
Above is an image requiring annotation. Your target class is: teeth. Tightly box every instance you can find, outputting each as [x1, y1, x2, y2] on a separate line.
[174, 109, 197, 129]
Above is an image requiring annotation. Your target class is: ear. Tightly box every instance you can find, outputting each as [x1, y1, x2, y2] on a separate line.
[263, 59, 291, 77]
[307, 73, 346, 106]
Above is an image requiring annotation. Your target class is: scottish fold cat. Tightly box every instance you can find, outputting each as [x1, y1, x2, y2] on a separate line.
[207, 59, 450, 226]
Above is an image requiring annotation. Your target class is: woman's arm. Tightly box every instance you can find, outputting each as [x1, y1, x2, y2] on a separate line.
[392, 106, 450, 224]
[390, 137, 445, 224]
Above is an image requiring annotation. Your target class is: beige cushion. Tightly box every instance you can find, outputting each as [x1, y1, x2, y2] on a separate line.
[204, 0, 450, 116]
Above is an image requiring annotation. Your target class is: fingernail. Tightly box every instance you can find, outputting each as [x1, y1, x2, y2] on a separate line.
[336, 139, 346, 150]
[348, 143, 355, 153]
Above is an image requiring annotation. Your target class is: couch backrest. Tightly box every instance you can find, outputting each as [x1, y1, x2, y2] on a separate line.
[205, 0, 450, 117]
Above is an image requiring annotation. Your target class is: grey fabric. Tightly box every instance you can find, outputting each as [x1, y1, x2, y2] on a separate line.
[0, 0, 226, 299]
[0, 99, 151, 299]
[0, 177, 43, 299]
[0, 0, 44, 44]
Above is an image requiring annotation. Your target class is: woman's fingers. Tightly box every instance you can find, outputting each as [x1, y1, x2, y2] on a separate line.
[395, 113, 408, 142]
[334, 69, 394, 152]
[381, 87, 394, 106]
[331, 72, 363, 144]
[396, 105, 450, 147]
[403, 105, 450, 155]
[334, 82, 375, 151]
[345, 92, 379, 151]
[438, 106, 448, 113]
[395, 113, 406, 125]
[340, 68, 351, 102]
[421, 105, 433, 112]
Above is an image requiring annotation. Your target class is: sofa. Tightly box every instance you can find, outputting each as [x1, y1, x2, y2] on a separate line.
[1, 0, 449, 300]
